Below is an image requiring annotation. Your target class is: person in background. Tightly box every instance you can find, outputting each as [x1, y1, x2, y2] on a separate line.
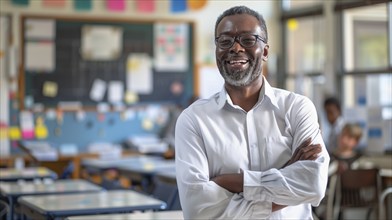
[324, 97, 345, 154]
[329, 123, 363, 174]
[175, 6, 329, 219]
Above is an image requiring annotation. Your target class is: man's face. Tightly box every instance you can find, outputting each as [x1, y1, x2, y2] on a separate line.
[215, 14, 268, 87]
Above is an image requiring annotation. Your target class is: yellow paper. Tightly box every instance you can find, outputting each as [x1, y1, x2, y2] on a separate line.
[128, 57, 140, 70]
[43, 81, 58, 97]
[8, 127, 21, 140]
[124, 91, 139, 104]
[142, 118, 153, 131]
[0, 127, 7, 140]
[35, 125, 48, 139]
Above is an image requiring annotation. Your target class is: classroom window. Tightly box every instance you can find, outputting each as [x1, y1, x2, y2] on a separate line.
[286, 16, 325, 75]
[342, 3, 389, 72]
[282, 0, 323, 11]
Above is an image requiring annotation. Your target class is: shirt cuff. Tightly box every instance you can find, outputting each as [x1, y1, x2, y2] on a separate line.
[243, 170, 268, 201]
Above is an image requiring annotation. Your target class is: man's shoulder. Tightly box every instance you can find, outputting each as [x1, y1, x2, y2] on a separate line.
[183, 95, 219, 114]
[269, 86, 311, 107]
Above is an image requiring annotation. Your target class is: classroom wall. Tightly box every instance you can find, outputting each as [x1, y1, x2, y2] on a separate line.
[0, 0, 280, 65]
[0, 0, 280, 155]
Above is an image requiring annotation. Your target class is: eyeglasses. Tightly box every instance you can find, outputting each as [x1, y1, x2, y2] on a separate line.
[215, 34, 266, 49]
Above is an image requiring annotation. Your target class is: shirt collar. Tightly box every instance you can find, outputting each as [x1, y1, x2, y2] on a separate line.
[216, 76, 279, 110]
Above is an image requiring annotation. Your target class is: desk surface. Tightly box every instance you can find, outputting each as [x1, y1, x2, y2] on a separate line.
[0, 179, 102, 196]
[356, 155, 392, 169]
[66, 210, 183, 220]
[0, 167, 57, 181]
[18, 190, 166, 218]
[82, 155, 163, 170]
[117, 158, 175, 175]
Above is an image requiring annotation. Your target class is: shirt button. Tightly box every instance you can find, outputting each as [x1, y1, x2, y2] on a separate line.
[252, 144, 257, 148]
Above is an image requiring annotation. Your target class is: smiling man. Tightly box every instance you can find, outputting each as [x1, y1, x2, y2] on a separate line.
[175, 6, 329, 219]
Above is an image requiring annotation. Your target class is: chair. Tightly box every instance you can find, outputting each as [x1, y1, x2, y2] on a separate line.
[379, 187, 392, 220]
[334, 168, 381, 220]
[0, 200, 9, 220]
[151, 176, 181, 210]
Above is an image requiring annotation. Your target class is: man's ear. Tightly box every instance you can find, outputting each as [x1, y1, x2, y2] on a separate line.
[262, 44, 269, 61]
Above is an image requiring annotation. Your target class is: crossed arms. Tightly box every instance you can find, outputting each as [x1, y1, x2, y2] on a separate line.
[211, 138, 322, 212]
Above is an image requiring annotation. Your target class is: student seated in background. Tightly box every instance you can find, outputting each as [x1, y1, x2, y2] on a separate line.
[329, 123, 363, 175]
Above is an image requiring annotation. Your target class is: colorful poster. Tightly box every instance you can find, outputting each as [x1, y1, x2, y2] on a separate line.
[154, 23, 188, 71]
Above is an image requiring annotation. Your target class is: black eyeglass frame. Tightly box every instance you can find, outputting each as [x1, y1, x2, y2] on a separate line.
[215, 34, 266, 49]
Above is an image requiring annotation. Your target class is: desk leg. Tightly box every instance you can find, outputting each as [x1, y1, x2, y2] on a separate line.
[7, 197, 13, 220]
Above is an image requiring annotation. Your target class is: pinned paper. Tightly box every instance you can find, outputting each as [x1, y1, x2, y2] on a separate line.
[90, 79, 107, 102]
[35, 117, 48, 139]
[170, 0, 186, 12]
[124, 91, 139, 104]
[126, 54, 153, 94]
[35, 126, 48, 139]
[43, 81, 58, 97]
[136, 0, 154, 12]
[108, 81, 124, 104]
[25, 41, 55, 72]
[42, 0, 66, 8]
[142, 118, 154, 131]
[154, 23, 188, 71]
[188, 0, 207, 10]
[22, 130, 34, 139]
[81, 25, 123, 61]
[74, 0, 92, 10]
[20, 111, 35, 139]
[107, 0, 125, 11]
[9, 127, 22, 140]
[25, 19, 55, 40]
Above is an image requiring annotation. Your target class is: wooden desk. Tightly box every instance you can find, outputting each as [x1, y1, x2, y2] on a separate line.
[18, 190, 166, 220]
[0, 154, 99, 179]
[0, 167, 57, 182]
[0, 179, 103, 219]
[66, 210, 183, 220]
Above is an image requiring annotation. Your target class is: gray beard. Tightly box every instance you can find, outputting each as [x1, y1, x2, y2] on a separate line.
[219, 59, 262, 87]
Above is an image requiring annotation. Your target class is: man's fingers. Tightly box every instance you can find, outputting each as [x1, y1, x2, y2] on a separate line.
[298, 138, 312, 149]
[299, 145, 322, 160]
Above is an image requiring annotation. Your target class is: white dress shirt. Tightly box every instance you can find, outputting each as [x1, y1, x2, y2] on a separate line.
[175, 77, 330, 219]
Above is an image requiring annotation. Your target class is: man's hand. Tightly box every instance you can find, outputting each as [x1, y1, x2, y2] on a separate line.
[281, 138, 322, 168]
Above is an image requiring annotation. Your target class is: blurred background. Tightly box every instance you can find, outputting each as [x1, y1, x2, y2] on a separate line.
[0, 0, 391, 220]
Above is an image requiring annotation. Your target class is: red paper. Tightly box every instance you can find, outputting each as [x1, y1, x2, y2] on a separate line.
[136, 0, 154, 13]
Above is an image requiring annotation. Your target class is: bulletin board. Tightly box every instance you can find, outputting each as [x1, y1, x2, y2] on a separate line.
[19, 15, 195, 109]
